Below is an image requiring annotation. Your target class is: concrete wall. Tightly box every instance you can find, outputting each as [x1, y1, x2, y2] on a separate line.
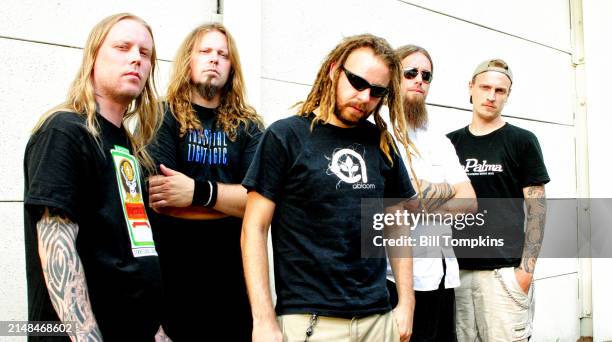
[3, 0, 610, 340]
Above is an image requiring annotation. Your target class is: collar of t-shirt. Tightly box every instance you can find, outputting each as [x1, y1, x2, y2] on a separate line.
[465, 122, 508, 139]
[192, 103, 216, 118]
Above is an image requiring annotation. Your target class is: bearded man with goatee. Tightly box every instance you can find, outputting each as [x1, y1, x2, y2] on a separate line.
[385, 45, 477, 342]
[147, 23, 264, 341]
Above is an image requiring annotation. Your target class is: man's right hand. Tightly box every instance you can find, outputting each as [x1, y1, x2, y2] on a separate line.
[148, 164, 195, 209]
[252, 320, 283, 342]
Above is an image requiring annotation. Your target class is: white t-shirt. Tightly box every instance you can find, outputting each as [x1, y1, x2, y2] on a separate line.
[383, 116, 469, 291]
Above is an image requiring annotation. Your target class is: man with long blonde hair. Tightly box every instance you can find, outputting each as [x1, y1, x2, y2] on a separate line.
[241, 34, 415, 342]
[147, 22, 263, 341]
[23, 13, 164, 341]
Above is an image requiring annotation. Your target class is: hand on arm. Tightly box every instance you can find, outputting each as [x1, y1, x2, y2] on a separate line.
[515, 185, 546, 293]
[37, 208, 102, 341]
[241, 191, 282, 342]
[149, 164, 248, 219]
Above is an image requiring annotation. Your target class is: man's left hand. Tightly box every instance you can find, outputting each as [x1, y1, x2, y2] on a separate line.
[392, 305, 413, 342]
[514, 267, 533, 294]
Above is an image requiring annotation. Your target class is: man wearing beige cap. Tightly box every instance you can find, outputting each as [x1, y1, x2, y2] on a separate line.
[447, 59, 549, 341]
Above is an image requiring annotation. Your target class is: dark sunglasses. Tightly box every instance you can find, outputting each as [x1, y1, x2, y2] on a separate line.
[342, 66, 389, 98]
[403, 68, 433, 83]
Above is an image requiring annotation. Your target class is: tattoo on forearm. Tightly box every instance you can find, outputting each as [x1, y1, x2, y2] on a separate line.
[520, 186, 546, 274]
[420, 180, 456, 212]
[37, 211, 103, 341]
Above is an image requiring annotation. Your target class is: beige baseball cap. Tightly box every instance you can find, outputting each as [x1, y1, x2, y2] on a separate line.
[472, 58, 513, 84]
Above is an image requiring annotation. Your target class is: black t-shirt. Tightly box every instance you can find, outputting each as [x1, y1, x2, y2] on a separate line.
[148, 104, 262, 340]
[23, 112, 162, 341]
[447, 123, 550, 269]
[242, 114, 415, 318]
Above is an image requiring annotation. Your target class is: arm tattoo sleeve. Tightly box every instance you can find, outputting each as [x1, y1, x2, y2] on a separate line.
[520, 186, 547, 274]
[37, 209, 103, 341]
[420, 180, 456, 212]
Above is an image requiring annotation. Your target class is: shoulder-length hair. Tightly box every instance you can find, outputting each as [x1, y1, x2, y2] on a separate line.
[166, 22, 263, 140]
[31, 12, 162, 174]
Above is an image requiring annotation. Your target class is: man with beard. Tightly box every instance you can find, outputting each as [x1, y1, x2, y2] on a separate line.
[23, 13, 164, 341]
[147, 23, 264, 341]
[385, 45, 476, 342]
[241, 34, 416, 342]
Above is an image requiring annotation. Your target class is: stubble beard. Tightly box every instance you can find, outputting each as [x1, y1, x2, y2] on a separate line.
[333, 100, 369, 127]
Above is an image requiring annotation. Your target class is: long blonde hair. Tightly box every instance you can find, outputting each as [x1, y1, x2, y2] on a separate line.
[31, 13, 162, 174]
[297, 34, 414, 166]
[166, 23, 263, 140]
[395, 45, 435, 197]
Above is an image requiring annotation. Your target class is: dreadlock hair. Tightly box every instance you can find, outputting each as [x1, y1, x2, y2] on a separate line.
[296, 33, 415, 166]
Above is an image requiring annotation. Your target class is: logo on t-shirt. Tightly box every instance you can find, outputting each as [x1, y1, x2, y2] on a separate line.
[463, 158, 503, 176]
[186, 128, 228, 165]
[326, 145, 374, 190]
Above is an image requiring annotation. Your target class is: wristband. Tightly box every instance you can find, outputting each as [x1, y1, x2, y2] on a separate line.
[192, 179, 218, 207]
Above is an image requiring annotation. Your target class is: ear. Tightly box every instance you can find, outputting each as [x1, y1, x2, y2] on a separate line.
[468, 81, 474, 104]
[329, 61, 338, 81]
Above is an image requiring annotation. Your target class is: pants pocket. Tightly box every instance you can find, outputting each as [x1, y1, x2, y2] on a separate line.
[512, 322, 529, 341]
[495, 267, 530, 309]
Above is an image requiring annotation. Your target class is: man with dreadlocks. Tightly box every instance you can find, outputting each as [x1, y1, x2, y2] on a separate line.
[147, 23, 263, 341]
[241, 34, 416, 342]
[23, 13, 164, 340]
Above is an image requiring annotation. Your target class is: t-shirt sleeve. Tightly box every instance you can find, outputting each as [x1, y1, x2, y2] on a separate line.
[384, 147, 416, 199]
[440, 136, 469, 185]
[148, 109, 179, 171]
[24, 127, 86, 222]
[241, 127, 288, 203]
[519, 132, 550, 188]
[239, 121, 264, 180]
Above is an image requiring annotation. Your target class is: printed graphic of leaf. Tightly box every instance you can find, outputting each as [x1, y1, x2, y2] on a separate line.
[340, 157, 351, 172]
[345, 156, 354, 168]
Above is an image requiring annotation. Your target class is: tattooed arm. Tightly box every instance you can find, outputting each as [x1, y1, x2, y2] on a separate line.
[37, 208, 102, 341]
[515, 185, 547, 293]
[408, 180, 477, 214]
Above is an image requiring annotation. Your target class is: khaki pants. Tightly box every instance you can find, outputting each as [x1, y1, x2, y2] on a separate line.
[278, 311, 399, 342]
[455, 267, 535, 342]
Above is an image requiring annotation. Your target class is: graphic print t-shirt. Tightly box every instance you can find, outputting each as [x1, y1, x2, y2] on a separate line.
[447, 123, 550, 269]
[147, 104, 262, 339]
[243, 114, 415, 318]
[23, 112, 162, 341]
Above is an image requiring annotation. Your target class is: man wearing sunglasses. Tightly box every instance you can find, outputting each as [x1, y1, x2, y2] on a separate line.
[241, 34, 416, 342]
[384, 45, 477, 342]
[447, 59, 549, 341]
